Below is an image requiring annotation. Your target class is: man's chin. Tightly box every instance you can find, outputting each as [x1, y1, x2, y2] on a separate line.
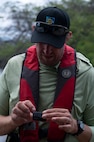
[41, 61, 56, 66]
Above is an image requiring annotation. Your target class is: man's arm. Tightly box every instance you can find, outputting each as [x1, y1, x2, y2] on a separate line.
[0, 100, 36, 135]
[0, 115, 17, 135]
[76, 124, 92, 142]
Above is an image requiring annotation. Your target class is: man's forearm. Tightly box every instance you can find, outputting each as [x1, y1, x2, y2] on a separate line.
[0, 115, 17, 135]
[76, 124, 92, 142]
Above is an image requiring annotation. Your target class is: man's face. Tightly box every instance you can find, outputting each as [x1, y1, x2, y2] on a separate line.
[36, 43, 64, 66]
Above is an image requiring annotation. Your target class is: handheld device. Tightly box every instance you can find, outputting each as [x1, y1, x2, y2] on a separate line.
[33, 111, 46, 121]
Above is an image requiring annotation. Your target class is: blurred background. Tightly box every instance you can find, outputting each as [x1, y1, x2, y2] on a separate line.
[0, 0, 94, 68]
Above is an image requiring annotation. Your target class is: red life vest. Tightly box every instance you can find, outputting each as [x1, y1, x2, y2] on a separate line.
[19, 44, 76, 142]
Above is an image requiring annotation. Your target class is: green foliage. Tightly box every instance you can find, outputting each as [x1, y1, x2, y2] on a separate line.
[59, 0, 94, 65]
[0, 41, 32, 68]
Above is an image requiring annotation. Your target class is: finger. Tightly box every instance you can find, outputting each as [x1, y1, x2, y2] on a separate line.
[58, 124, 72, 132]
[24, 100, 36, 112]
[43, 108, 69, 114]
[42, 111, 71, 120]
[17, 101, 30, 113]
[12, 107, 34, 124]
[16, 101, 35, 114]
[52, 116, 71, 125]
[12, 106, 30, 118]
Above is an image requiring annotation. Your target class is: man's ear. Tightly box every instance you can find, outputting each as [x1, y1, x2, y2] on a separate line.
[65, 31, 72, 42]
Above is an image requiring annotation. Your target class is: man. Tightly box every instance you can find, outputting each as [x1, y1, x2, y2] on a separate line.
[0, 7, 94, 142]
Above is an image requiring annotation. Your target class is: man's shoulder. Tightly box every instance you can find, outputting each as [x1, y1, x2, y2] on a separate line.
[76, 52, 91, 64]
[8, 53, 25, 65]
[3, 53, 25, 75]
[76, 52, 93, 75]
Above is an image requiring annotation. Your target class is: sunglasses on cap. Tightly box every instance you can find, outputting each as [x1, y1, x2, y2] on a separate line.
[35, 22, 69, 36]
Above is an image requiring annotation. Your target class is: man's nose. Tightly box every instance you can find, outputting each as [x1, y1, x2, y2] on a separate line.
[43, 44, 52, 54]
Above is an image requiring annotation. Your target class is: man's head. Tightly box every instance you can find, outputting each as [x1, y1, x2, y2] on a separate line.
[31, 7, 70, 48]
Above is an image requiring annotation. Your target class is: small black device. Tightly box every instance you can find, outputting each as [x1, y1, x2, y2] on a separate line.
[33, 111, 46, 121]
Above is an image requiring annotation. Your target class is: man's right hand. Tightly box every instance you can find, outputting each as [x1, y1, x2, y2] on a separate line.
[11, 100, 36, 127]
